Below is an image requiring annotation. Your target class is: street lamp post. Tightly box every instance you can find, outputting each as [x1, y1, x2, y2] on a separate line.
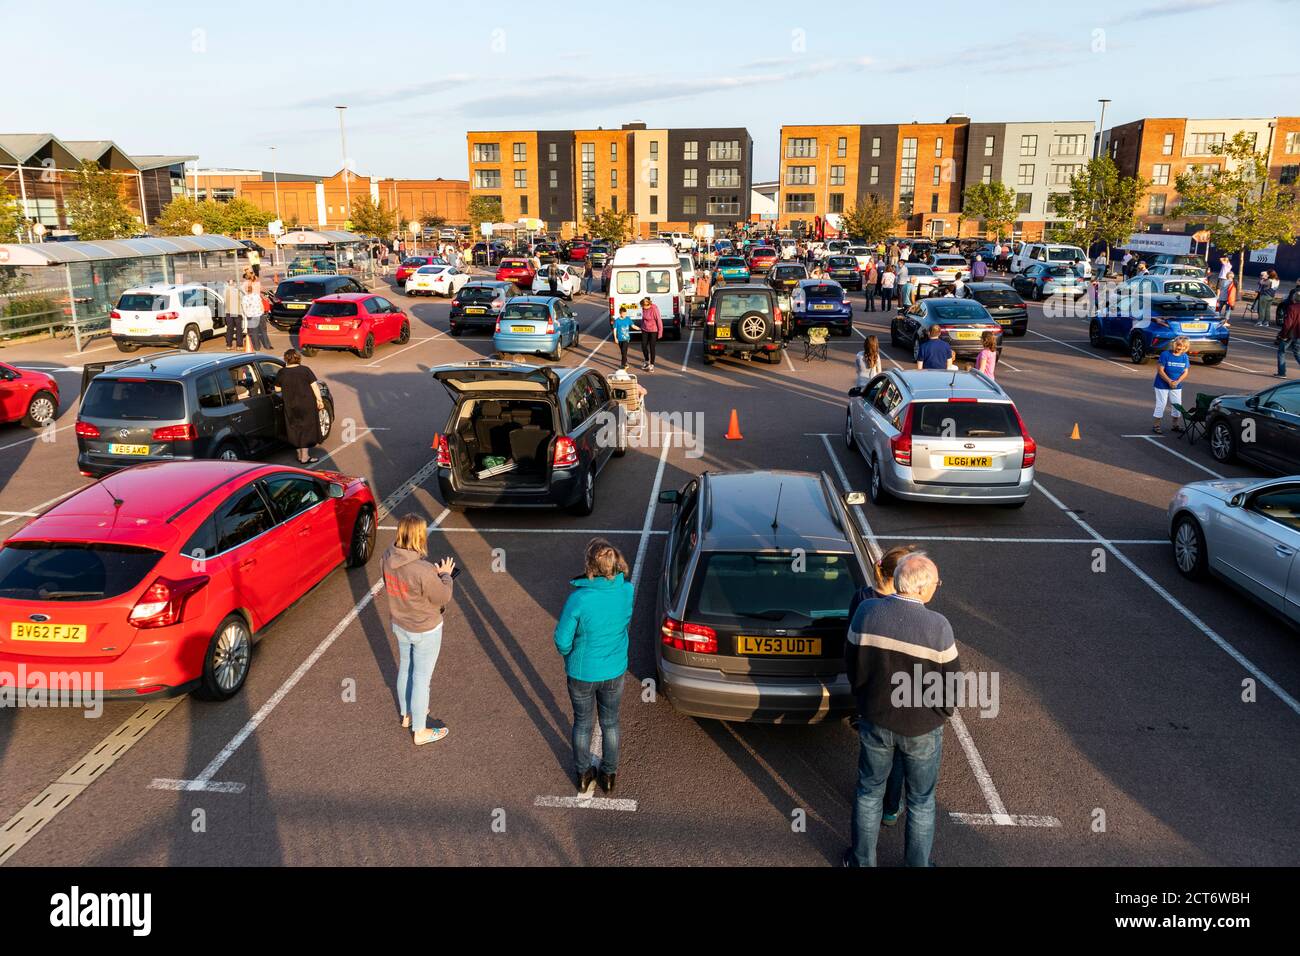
[269, 146, 282, 267]
[336, 106, 351, 226]
[1094, 98, 1111, 160]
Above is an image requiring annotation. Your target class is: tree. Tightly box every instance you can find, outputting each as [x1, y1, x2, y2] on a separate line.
[65, 160, 137, 240]
[220, 198, 274, 234]
[1174, 130, 1300, 280]
[960, 181, 1018, 239]
[421, 214, 447, 232]
[584, 206, 635, 244]
[0, 188, 25, 243]
[347, 195, 398, 237]
[836, 195, 901, 243]
[1050, 156, 1147, 260]
[467, 196, 502, 236]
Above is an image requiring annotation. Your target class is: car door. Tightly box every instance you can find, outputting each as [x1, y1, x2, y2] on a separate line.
[257, 360, 288, 443]
[904, 303, 926, 346]
[1102, 285, 1136, 343]
[659, 479, 700, 618]
[578, 372, 615, 472]
[0, 364, 27, 421]
[211, 482, 295, 629]
[851, 374, 888, 450]
[227, 362, 275, 450]
[866, 377, 904, 466]
[1212, 483, 1300, 613]
[261, 472, 342, 584]
[1248, 383, 1300, 471]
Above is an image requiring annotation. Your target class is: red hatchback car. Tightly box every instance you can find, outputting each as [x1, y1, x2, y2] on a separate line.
[0, 362, 60, 428]
[0, 460, 377, 700]
[748, 246, 779, 275]
[495, 257, 537, 288]
[298, 293, 412, 359]
[395, 255, 443, 284]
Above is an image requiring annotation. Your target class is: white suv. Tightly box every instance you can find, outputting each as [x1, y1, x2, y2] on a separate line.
[1011, 243, 1091, 278]
[111, 283, 226, 353]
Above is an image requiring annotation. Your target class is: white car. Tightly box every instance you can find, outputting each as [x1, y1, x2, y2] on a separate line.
[930, 253, 969, 285]
[1122, 274, 1218, 310]
[848, 245, 873, 271]
[1012, 242, 1091, 278]
[1149, 263, 1207, 279]
[110, 283, 226, 353]
[780, 238, 798, 260]
[405, 264, 470, 297]
[899, 263, 940, 294]
[530, 264, 583, 299]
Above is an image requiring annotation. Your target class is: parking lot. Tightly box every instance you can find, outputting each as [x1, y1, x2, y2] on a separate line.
[2, 268, 1298, 867]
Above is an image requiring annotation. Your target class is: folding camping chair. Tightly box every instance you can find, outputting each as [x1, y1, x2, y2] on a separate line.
[803, 326, 829, 362]
[1173, 392, 1214, 444]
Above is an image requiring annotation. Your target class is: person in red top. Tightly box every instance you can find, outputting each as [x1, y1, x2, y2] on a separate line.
[1275, 289, 1300, 377]
[639, 296, 663, 371]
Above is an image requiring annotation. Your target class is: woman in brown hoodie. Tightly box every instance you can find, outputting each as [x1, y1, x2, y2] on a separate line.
[382, 514, 455, 745]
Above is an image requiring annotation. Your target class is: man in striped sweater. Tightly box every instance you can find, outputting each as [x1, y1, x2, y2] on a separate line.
[843, 553, 960, 867]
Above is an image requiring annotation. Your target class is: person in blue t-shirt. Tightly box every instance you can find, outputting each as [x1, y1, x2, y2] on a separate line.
[1153, 336, 1191, 434]
[611, 304, 640, 370]
[915, 324, 955, 370]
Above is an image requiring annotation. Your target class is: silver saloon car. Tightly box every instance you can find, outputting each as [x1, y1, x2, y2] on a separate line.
[1169, 477, 1300, 625]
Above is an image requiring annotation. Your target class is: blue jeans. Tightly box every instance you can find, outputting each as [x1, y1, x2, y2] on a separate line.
[394, 623, 443, 730]
[567, 673, 624, 775]
[582, 275, 593, 294]
[1278, 336, 1300, 375]
[849, 719, 943, 867]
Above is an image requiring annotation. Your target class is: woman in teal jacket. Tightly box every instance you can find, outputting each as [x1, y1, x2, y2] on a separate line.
[554, 538, 634, 796]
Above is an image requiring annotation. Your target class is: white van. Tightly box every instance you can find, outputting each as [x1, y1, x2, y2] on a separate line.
[110, 283, 227, 353]
[1012, 243, 1091, 278]
[609, 242, 685, 339]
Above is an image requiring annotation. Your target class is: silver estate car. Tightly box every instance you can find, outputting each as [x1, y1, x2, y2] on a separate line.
[1169, 477, 1300, 625]
[845, 369, 1036, 507]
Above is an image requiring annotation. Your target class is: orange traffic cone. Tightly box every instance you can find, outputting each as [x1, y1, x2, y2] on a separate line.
[1070, 422, 1081, 440]
[725, 409, 744, 440]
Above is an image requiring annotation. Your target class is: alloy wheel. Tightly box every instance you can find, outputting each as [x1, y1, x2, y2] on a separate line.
[1174, 521, 1199, 574]
[212, 621, 251, 692]
[28, 396, 55, 426]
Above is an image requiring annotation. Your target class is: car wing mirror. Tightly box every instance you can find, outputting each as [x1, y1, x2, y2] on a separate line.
[848, 386, 863, 398]
[1246, 396, 1259, 409]
[1228, 493, 1244, 508]
[658, 490, 681, 506]
[328, 482, 345, 499]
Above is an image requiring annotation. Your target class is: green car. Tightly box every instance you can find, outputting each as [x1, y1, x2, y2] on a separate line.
[713, 256, 751, 285]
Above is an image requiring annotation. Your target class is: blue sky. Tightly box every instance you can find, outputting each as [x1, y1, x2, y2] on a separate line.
[4, 0, 1298, 182]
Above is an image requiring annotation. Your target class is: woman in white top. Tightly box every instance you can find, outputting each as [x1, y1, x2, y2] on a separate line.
[855, 335, 882, 388]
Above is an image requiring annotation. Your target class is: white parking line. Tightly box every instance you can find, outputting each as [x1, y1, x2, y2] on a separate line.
[363, 332, 446, 367]
[0, 423, 74, 452]
[681, 327, 695, 371]
[816, 432, 1061, 829]
[872, 534, 1168, 544]
[308, 427, 374, 470]
[378, 526, 668, 535]
[1026, 329, 1142, 373]
[0, 487, 84, 527]
[1034, 477, 1300, 718]
[1120, 434, 1225, 479]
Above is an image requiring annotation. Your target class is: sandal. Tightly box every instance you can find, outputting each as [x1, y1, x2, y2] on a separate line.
[401, 715, 411, 729]
[1152, 423, 1162, 434]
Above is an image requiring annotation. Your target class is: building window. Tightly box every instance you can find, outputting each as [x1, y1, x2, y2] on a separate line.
[1286, 132, 1300, 154]
[784, 193, 816, 214]
[981, 165, 992, 184]
[785, 165, 815, 185]
[683, 195, 697, 216]
[1148, 194, 1166, 216]
[707, 195, 740, 216]
[513, 142, 526, 163]
[1280, 165, 1299, 185]
[1151, 163, 1170, 185]
[684, 140, 698, 161]
[549, 195, 557, 215]
[1162, 133, 1175, 156]
[1016, 192, 1032, 214]
[837, 136, 847, 157]
[829, 193, 844, 213]
[1053, 134, 1086, 156]
[930, 194, 939, 213]
[548, 142, 558, 162]
[683, 168, 698, 188]
[610, 142, 618, 163]
[830, 165, 845, 186]
[650, 195, 658, 215]
[935, 137, 944, 158]
[984, 135, 995, 157]
[869, 165, 879, 185]
[549, 169, 558, 188]
[1020, 134, 1037, 157]
[650, 141, 659, 160]
[786, 137, 816, 158]
[520, 195, 528, 215]
[1186, 132, 1224, 156]
[871, 136, 881, 158]
[709, 168, 741, 188]
[649, 167, 658, 188]
[472, 143, 500, 163]
[611, 168, 618, 188]
[1017, 164, 1034, 186]
[1052, 164, 1082, 185]
[580, 142, 595, 219]
[473, 169, 501, 189]
[611, 194, 618, 211]
[932, 165, 941, 186]
[900, 138, 917, 217]
[513, 169, 526, 188]
[709, 140, 742, 161]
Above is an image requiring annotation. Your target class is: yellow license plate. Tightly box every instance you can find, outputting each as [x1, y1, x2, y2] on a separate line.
[1180, 322, 1208, 332]
[317, 324, 339, 331]
[108, 443, 150, 456]
[737, 636, 822, 656]
[11, 622, 87, 643]
[510, 325, 534, 333]
[130, 328, 150, 334]
[715, 327, 732, 339]
[996, 318, 1011, 325]
[813, 304, 835, 310]
[954, 330, 980, 339]
[943, 455, 992, 468]
[465, 307, 486, 315]
[288, 303, 307, 310]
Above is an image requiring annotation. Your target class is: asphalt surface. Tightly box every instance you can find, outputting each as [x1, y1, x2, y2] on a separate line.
[2, 266, 1298, 867]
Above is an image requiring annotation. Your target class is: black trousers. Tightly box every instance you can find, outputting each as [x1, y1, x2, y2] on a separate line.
[880, 288, 894, 311]
[225, 315, 245, 347]
[618, 339, 630, 367]
[865, 287, 876, 311]
[641, 333, 657, 365]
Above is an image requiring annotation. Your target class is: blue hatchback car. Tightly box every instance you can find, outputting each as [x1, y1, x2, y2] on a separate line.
[493, 296, 581, 361]
[1089, 291, 1227, 365]
[790, 279, 853, 336]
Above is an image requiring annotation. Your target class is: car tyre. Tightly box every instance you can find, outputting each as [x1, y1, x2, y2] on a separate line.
[569, 468, 596, 516]
[1172, 514, 1209, 580]
[116, 340, 138, 353]
[844, 409, 855, 452]
[735, 310, 771, 344]
[195, 614, 252, 701]
[22, 390, 58, 428]
[214, 441, 242, 462]
[181, 324, 202, 352]
[1129, 335, 1148, 364]
[397, 321, 411, 344]
[890, 320, 902, 348]
[868, 455, 892, 506]
[359, 334, 375, 359]
[318, 400, 334, 442]
[551, 341, 564, 362]
[1088, 320, 1104, 348]
[1209, 418, 1236, 463]
[1202, 353, 1224, 366]
[301, 346, 318, 357]
[345, 505, 377, 568]
[449, 326, 462, 337]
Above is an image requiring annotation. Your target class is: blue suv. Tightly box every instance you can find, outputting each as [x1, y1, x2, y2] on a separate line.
[1089, 292, 1227, 365]
[790, 279, 853, 336]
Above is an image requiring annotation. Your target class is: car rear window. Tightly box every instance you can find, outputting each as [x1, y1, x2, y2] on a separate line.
[906, 265, 934, 275]
[501, 259, 528, 268]
[417, 266, 446, 274]
[276, 280, 325, 300]
[803, 283, 842, 298]
[912, 402, 1019, 438]
[459, 286, 500, 303]
[1047, 248, 1082, 261]
[0, 542, 164, 602]
[973, 289, 1023, 308]
[116, 294, 169, 311]
[718, 257, 746, 268]
[82, 378, 185, 420]
[828, 257, 858, 268]
[927, 300, 987, 321]
[308, 301, 359, 318]
[775, 267, 806, 277]
[687, 552, 864, 627]
[718, 293, 773, 318]
[752, 248, 776, 256]
[1046, 266, 1074, 276]
[615, 271, 641, 294]
[502, 302, 550, 320]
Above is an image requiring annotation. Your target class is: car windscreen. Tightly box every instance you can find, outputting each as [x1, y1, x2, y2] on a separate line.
[81, 378, 185, 420]
[116, 294, 169, 312]
[459, 286, 500, 303]
[973, 289, 1024, 308]
[0, 542, 164, 602]
[828, 257, 857, 268]
[276, 280, 327, 300]
[307, 301, 359, 318]
[687, 551, 864, 626]
[912, 402, 1019, 438]
[501, 303, 550, 320]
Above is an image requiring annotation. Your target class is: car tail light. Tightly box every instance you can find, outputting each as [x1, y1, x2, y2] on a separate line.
[672, 295, 681, 318]
[842, 297, 850, 306]
[947, 397, 977, 403]
[609, 297, 616, 317]
[451, 298, 460, 308]
[546, 317, 556, 334]
[552, 436, 578, 468]
[433, 433, 451, 467]
[494, 317, 501, 334]
[1012, 406, 1036, 468]
[661, 617, 718, 654]
[706, 307, 716, 326]
[75, 420, 100, 439]
[890, 404, 915, 467]
[151, 423, 197, 442]
[110, 309, 121, 320]
[156, 311, 179, 321]
[128, 575, 208, 629]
